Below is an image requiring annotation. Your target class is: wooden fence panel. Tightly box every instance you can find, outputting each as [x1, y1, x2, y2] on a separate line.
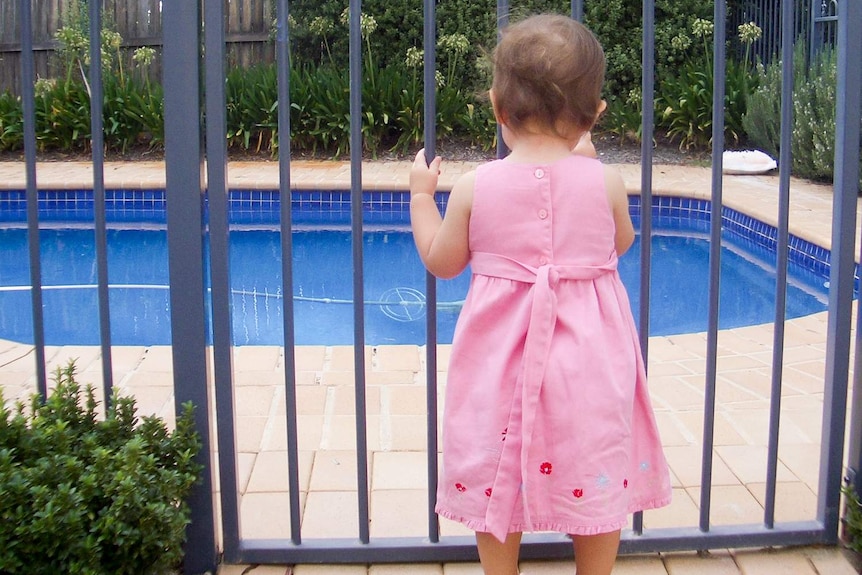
[0, 0, 275, 96]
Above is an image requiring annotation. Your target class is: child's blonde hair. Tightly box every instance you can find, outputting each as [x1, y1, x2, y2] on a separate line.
[491, 14, 605, 139]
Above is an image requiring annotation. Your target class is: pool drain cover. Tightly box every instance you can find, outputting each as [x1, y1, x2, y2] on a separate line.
[379, 287, 426, 322]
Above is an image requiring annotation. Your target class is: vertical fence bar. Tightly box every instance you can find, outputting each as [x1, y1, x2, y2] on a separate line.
[570, 0, 583, 22]
[495, 0, 509, 158]
[87, 0, 114, 402]
[204, 0, 241, 559]
[699, 0, 727, 533]
[422, 0, 440, 543]
[633, 0, 657, 537]
[348, 0, 371, 545]
[275, 0, 303, 547]
[19, 0, 47, 399]
[818, 0, 861, 540]
[162, 1, 218, 571]
[763, 0, 795, 528]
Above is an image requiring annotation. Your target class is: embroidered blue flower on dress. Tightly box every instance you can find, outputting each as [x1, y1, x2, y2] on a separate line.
[595, 473, 610, 489]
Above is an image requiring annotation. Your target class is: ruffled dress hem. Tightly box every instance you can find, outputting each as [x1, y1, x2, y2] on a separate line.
[436, 494, 672, 537]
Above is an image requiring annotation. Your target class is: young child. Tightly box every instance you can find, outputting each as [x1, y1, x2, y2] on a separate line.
[409, 14, 672, 575]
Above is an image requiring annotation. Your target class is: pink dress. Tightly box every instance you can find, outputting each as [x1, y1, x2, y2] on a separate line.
[435, 155, 672, 542]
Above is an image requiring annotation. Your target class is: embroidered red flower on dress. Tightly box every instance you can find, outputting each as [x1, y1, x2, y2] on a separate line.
[539, 462, 553, 475]
[485, 487, 493, 497]
[624, 479, 628, 488]
[455, 482, 466, 492]
[573, 488, 584, 498]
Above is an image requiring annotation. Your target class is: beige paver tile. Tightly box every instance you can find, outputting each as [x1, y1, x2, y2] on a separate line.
[648, 361, 701, 378]
[716, 372, 771, 404]
[372, 451, 428, 490]
[236, 451, 257, 494]
[734, 547, 815, 574]
[642, 487, 699, 529]
[439, 516, 475, 537]
[233, 346, 282, 371]
[118, 385, 172, 417]
[136, 345, 173, 370]
[779, 407, 822, 444]
[240, 491, 305, 539]
[330, 384, 381, 415]
[664, 445, 739, 487]
[293, 565, 367, 575]
[294, 345, 327, 371]
[289, 385, 328, 415]
[309, 450, 361, 491]
[674, 411, 747, 446]
[301, 491, 361, 538]
[245, 450, 314, 493]
[385, 384, 430, 415]
[692, 485, 763, 526]
[262, 414, 324, 451]
[648, 376, 704, 411]
[663, 549, 739, 574]
[236, 416, 269, 452]
[746, 481, 817, 523]
[803, 546, 860, 575]
[366, 370, 419, 385]
[654, 412, 698, 447]
[715, 445, 796, 484]
[778, 443, 821, 491]
[121, 369, 174, 387]
[329, 346, 373, 371]
[369, 564, 442, 574]
[323, 414, 382, 451]
[386, 414, 433, 451]
[46, 345, 103, 373]
[374, 345, 421, 372]
[612, 554, 669, 574]
[517, 559, 576, 573]
[442, 564, 485, 574]
[233, 369, 288, 387]
[370, 489, 428, 537]
[234, 385, 278, 417]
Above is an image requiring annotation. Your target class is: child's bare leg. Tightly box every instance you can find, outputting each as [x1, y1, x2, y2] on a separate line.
[476, 531, 522, 575]
[572, 530, 621, 575]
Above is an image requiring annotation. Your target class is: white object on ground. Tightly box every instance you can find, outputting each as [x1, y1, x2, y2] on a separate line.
[722, 149, 778, 174]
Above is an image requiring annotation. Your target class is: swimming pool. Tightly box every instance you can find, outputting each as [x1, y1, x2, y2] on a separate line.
[0, 189, 839, 346]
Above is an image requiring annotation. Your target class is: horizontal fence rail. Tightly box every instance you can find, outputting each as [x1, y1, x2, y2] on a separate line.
[6, 0, 861, 573]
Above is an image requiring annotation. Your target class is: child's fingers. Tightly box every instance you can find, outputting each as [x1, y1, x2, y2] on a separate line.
[414, 148, 442, 171]
[428, 154, 443, 173]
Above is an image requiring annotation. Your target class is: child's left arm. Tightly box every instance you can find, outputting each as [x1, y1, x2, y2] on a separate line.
[409, 149, 473, 279]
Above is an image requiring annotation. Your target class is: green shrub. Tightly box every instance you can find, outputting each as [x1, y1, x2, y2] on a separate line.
[0, 361, 202, 574]
[226, 64, 279, 153]
[0, 92, 23, 151]
[654, 16, 760, 150]
[34, 79, 91, 152]
[843, 481, 862, 555]
[744, 43, 862, 187]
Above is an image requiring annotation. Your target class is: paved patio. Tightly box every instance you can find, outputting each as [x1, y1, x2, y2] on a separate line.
[0, 158, 860, 574]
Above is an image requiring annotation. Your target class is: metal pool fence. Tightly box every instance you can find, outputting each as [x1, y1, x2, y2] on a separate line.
[10, 1, 862, 573]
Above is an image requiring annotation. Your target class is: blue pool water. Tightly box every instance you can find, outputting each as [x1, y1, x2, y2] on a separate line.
[0, 222, 831, 346]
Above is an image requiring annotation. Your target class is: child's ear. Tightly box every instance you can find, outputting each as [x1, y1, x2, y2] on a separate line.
[597, 100, 608, 115]
[489, 89, 508, 125]
[592, 100, 607, 125]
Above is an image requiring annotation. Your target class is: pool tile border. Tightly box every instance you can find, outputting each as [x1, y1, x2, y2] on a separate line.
[0, 188, 855, 286]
